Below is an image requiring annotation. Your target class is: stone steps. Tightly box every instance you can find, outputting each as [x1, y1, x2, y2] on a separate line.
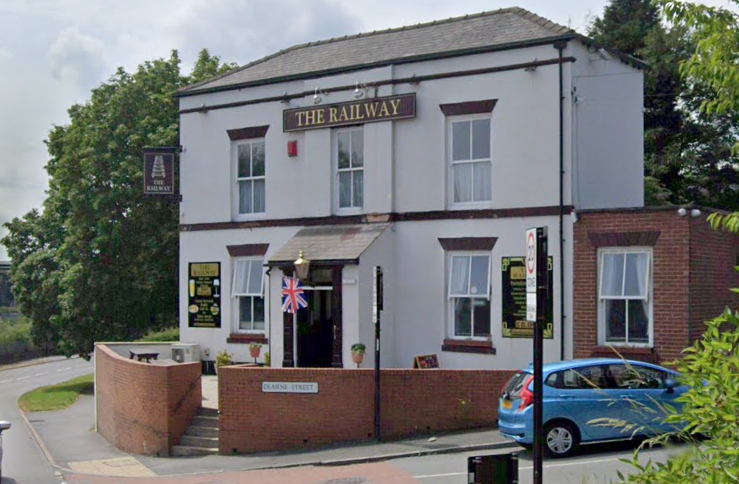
[172, 407, 219, 457]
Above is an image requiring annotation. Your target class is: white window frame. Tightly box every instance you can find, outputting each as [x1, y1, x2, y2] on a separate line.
[334, 127, 364, 214]
[233, 139, 266, 220]
[447, 114, 493, 209]
[447, 252, 492, 340]
[231, 258, 266, 334]
[597, 247, 653, 347]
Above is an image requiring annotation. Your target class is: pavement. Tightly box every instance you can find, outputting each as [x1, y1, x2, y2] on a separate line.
[15, 361, 520, 479]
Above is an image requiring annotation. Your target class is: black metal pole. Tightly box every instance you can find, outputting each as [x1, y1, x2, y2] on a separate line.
[374, 267, 382, 441]
[533, 227, 548, 484]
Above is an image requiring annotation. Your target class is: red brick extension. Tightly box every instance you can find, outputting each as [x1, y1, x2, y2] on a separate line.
[218, 367, 515, 455]
[573, 208, 739, 364]
[95, 344, 202, 456]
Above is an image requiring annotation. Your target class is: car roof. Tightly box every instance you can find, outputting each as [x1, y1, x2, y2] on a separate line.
[521, 358, 670, 374]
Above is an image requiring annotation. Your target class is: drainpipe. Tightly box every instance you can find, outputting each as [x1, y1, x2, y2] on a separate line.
[266, 267, 272, 365]
[554, 39, 567, 361]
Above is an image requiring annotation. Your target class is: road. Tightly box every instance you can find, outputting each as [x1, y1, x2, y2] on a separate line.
[0, 356, 93, 484]
[392, 441, 683, 483]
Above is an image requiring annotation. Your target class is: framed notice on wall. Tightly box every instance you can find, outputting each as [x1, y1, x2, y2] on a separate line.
[188, 262, 221, 328]
[501, 256, 553, 339]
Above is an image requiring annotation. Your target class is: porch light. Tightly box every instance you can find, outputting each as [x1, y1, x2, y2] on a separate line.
[294, 250, 310, 280]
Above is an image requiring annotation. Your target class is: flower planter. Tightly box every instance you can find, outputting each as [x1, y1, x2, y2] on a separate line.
[352, 352, 364, 365]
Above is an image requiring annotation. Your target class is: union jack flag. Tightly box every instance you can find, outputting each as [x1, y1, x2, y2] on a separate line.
[282, 276, 308, 313]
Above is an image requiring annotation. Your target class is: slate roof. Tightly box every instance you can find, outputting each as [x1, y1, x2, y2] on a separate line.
[268, 224, 389, 264]
[178, 7, 580, 97]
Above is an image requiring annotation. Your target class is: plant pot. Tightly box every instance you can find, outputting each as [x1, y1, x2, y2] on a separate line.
[352, 352, 364, 365]
[249, 347, 261, 359]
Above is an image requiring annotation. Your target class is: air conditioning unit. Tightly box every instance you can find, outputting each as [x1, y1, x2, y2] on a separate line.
[171, 343, 200, 363]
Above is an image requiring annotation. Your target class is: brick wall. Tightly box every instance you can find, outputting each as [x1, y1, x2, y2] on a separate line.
[573, 209, 691, 363]
[689, 215, 739, 342]
[218, 367, 514, 454]
[95, 344, 202, 456]
[573, 208, 739, 364]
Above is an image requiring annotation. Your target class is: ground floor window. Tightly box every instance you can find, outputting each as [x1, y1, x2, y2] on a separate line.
[598, 248, 652, 345]
[448, 253, 491, 338]
[232, 258, 265, 332]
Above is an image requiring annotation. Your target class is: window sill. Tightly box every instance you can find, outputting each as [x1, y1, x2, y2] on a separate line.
[448, 202, 493, 211]
[591, 345, 657, 363]
[441, 339, 496, 355]
[233, 213, 266, 222]
[227, 334, 268, 344]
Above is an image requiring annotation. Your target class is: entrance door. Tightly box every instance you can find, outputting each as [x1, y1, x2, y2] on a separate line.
[297, 289, 333, 367]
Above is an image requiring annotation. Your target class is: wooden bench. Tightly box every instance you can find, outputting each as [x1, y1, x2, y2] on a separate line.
[129, 349, 159, 362]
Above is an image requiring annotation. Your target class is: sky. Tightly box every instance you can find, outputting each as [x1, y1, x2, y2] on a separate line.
[0, 0, 733, 260]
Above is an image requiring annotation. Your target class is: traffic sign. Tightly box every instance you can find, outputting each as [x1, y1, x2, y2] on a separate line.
[526, 228, 537, 294]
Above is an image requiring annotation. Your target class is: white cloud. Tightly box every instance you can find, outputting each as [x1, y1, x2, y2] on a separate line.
[47, 27, 108, 90]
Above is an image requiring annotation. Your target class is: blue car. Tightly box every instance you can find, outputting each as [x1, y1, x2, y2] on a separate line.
[498, 358, 686, 457]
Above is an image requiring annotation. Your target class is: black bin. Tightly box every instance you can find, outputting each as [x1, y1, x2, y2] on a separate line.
[467, 453, 519, 484]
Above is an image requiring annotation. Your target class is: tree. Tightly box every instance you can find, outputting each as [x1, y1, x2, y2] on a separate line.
[588, 0, 739, 209]
[2, 49, 236, 357]
[617, 3, 739, 482]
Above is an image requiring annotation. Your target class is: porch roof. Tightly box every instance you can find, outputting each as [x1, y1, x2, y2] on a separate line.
[268, 223, 389, 266]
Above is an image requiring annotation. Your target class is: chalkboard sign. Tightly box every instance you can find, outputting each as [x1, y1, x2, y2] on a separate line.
[501, 256, 553, 339]
[413, 354, 439, 369]
[188, 262, 222, 328]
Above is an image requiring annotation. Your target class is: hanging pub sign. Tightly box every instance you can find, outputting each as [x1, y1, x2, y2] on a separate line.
[501, 256, 554, 339]
[143, 147, 176, 196]
[283, 93, 416, 132]
[188, 262, 221, 328]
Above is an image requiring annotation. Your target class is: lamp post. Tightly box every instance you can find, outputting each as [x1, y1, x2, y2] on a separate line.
[294, 250, 310, 280]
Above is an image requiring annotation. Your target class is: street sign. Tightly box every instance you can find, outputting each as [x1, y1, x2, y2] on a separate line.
[526, 228, 537, 323]
[526, 292, 537, 322]
[526, 229, 537, 293]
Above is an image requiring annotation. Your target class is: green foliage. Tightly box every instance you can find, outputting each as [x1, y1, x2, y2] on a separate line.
[1, 49, 235, 358]
[215, 350, 233, 369]
[621, 309, 739, 483]
[0, 316, 32, 344]
[18, 373, 94, 412]
[659, 0, 739, 119]
[136, 326, 179, 342]
[351, 342, 366, 354]
[589, 0, 739, 209]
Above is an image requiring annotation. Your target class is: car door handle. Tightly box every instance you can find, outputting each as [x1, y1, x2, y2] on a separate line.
[619, 395, 631, 399]
[558, 395, 575, 399]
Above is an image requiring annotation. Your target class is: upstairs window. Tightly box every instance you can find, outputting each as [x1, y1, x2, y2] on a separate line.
[236, 140, 266, 215]
[599, 249, 652, 345]
[450, 117, 491, 205]
[335, 128, 363, 211]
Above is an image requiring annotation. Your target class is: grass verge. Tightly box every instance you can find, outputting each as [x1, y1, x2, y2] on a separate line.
[18, 373, 94, 412]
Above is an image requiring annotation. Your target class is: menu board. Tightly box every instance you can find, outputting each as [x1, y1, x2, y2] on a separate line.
[413, 354, 440, 369]
[188, 262, 221, 328]
[501, 256, 553, 339]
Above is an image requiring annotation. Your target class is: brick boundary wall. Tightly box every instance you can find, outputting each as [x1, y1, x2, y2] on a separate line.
[573, 209, 739, 364]
[219, 367, 514, 455]
[95, 344, 202, 457]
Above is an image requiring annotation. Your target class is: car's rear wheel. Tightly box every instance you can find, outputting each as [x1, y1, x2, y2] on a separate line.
[544, 420, 579, 458]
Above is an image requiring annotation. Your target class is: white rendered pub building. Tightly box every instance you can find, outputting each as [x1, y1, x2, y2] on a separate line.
[176, 8, 654, 370]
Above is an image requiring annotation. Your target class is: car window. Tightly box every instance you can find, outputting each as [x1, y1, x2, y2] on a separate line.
[545, 372, 560, 388]
[502, 371, 530, 398]
[561, 365, 607, 390]
[608, 364, 665, 389]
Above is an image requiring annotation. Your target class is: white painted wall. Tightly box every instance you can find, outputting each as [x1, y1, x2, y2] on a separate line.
[570, 42, 645, 209]
[179, 227, 299, 363]
[389, 216, 570, 369]
[178, 38, 640, 369]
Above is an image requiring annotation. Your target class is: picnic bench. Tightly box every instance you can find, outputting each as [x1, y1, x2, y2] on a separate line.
[129, 349, 159, 362]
